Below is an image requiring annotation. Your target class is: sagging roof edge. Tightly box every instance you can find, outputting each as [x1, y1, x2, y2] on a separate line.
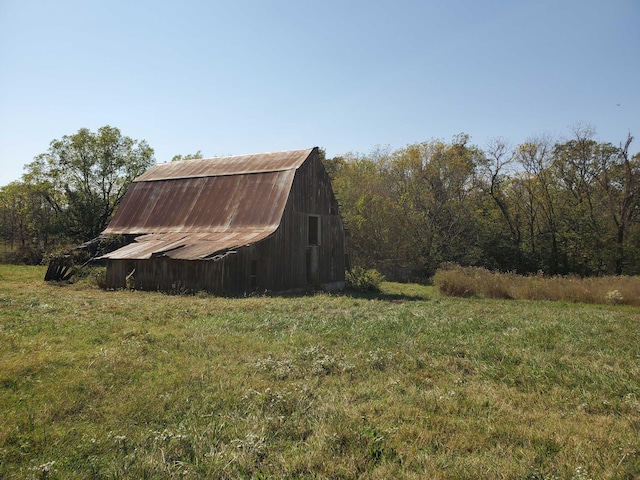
[99, 229, 276, 261]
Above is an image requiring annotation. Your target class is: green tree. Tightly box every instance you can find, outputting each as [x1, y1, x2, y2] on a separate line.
[325, 129, 639, 279]
[476, 138, 542, 272]
[513, 135, 567, 273]
[0, 180, 65, 263]
[478, 139, 520, 244]
[171, 150, 203, 162]
[331, 137, 482, 279]
[552, 126, 616, 274]
[25, 126, 155, 241]
[387, 135, 482, 276]
[330, 150, 408, 274]
[594, 134, 639, 274]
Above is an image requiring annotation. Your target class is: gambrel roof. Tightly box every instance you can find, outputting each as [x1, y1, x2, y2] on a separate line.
[101, 148, 315, 260]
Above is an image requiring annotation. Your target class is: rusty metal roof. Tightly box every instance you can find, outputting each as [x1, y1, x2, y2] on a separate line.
[135, 148, 314, 182]
[101, 148, 315, 260]
[101, 231, 274, 260]
[103, 170, 296, 235]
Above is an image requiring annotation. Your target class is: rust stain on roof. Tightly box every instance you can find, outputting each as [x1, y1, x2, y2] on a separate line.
[101, 148, 315, 260]
[104, 170, 295, 235]
[135, 148, 313, 182]
[101, 230, 274, 260]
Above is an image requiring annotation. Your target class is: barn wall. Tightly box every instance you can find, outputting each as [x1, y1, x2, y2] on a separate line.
[107, 245, 276, 294]
[130, 251, 250, 294]
[276, 149, 346, 290]
[133, 257, 226, 293]
[105, 260, 129, 289]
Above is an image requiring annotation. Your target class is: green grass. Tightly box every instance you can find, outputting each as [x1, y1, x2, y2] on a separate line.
[1, 265, 639, 479]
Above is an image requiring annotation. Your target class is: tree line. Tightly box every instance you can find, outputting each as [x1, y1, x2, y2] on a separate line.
[325, 127, 639, 279]
[0, 126, 154, 263]
[1, 125, 638, 278]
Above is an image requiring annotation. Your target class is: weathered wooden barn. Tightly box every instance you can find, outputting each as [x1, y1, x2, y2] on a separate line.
[99, 147, 346, 294]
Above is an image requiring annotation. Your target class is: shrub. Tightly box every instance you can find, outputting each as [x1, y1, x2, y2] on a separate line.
[14, 244, 45, 265]
[433, 265, 512, 298]
[434, 264, 640, 306]
[345, 267, 385, 292]
[72, 266, 108, 289]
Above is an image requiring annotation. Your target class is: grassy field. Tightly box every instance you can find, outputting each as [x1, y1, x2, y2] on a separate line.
[0, 266, 639, 479]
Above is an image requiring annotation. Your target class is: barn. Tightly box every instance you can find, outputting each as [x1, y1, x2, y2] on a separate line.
[99, 147, 346, 294]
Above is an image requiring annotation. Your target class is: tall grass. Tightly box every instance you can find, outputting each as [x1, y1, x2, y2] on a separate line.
[434, 264, 640, 306]
[1, 265, 639, 479]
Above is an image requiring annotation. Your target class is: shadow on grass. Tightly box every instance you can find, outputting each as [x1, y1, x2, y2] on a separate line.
[68, 277, 432, 302]
[339, 289, 429, 302]
[234, 286, 430, 302]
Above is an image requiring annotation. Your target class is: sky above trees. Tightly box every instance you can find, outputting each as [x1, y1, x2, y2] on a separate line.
[0, 0, 638, 186]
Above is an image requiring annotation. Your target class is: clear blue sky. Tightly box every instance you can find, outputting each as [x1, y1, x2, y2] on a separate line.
[1, 0, 638, 186]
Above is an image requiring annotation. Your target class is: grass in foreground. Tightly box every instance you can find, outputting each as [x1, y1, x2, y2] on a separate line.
[0, 265, 639, 479]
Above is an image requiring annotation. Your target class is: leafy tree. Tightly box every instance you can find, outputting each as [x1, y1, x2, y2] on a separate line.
[24, 126, 155, 241]
[331, 137, 482, 279]
[593, 134, 639, 274]
[330, 130, 638, 279]
[551, 127, 616, 274]
[478, 139, 520, 246]
[171, 150, 203, 162]
[330, 150, 407, 273]
[513, 135, 568, 273]
[386, 135, 482, 276]
[0, 180, 64, 263]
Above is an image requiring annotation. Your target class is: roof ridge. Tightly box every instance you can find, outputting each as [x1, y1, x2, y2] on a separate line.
[135, 147, 315, 183]
[192, 147, 315, 163]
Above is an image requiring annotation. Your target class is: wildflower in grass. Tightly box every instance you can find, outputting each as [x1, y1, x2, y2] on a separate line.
[30, 461, 56, 477]
[366, 348, 395, 371]
[253, 354, 295, 379]
[605, 289, 624, 304]
[109, 433, 128, 453]
[231, 432, 266, 454]
[153, 429, 188, 442]
[572, 465, 593, 480]
[623, 393, 640, 412]
[312, 354, 339, 376]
